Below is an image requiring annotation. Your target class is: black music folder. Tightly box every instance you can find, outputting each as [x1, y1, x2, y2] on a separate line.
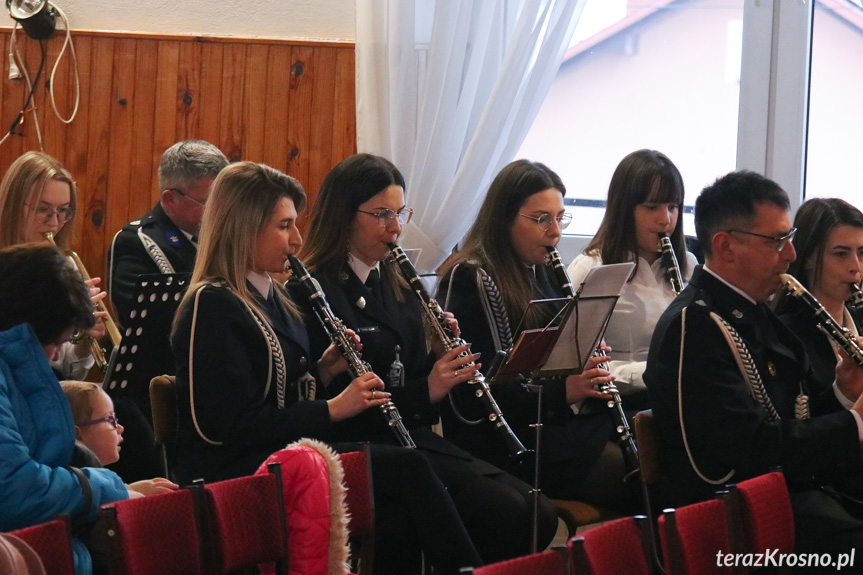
[497, 263, 634, 380]
[104, 273, 191, 399]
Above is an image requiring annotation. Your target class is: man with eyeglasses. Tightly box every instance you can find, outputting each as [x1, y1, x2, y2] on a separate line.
[644, 170, 863, 563]
[107, 140, 229, 324]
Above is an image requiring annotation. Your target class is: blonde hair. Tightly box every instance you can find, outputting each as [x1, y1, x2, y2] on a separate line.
[60, 380, 102, 424]
[176, 162, 306, 324]
[0, 151, 77, 249]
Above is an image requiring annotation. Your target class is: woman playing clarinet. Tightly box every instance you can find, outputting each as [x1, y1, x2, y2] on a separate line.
[775, 198, 863, 395]
[171, 161, 482, 575]
[568, 149, 697, 411]
[437, 159, 639, 513]
[298, 153, 557, 563]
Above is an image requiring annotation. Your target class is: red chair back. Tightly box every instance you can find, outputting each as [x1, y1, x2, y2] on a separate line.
[339, 446, 375, 575]
[10, 517, 75, 575]
[659, 499, 733, 575]
[202, 468, 287, 574]
[570, 516, 651, 575]
[340, 449, 375, 536]
[472, 549, 566, 575]
[101, 489, 203, 575]
[735, 471, 794, 555]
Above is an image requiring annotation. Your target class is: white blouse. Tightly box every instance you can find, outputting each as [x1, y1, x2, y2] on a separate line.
[567, 250, 697, 394]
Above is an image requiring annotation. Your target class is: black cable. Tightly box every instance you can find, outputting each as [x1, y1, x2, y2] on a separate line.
[8, 39, 48, 135]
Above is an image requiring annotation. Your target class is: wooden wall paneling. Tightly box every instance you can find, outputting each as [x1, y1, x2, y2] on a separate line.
[102, 38, 137, 281]
[0, 34, 28, 172]
[261, 45, 291, 171]
[333, 48, 356, 164]
[307, 47, 338, 212]
[284, 45, 313, 222]
[41, 38, 68, 162]
[152, 41, 181, 206]
[218, 43, 246, 163]
[129, 39, 158, 222]
[81, 36, 116, 279]
[175, 41, 202, 142]
[0, 30, 357, 283]
[65, 35, 93, 254]
[242, 44, 268, 164]
[196, 42, 223, 146]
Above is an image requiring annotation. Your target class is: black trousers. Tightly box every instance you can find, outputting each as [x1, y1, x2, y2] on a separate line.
[333, 443, 483, 575]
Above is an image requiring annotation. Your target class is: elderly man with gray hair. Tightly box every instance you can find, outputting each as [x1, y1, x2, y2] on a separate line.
[103, 140, 228, 484]
[108, 139, 228, 323]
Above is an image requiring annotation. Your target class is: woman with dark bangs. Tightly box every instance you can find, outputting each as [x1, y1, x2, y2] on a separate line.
[437, 159, 639, 513]
[568, 149, 696, 410]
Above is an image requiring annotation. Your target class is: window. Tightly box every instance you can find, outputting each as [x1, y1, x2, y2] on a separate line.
[805, 1, 863, 204]
[517, 0, 745, 238]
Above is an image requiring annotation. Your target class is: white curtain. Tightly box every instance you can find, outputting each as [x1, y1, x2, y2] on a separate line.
[356, 0, 587, 272]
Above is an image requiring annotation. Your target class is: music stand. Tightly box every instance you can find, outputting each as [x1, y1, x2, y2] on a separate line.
[494, 262, 634, 551]
[104, 273, 191, 419]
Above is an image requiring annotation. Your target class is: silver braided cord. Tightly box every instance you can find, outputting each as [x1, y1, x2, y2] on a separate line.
[478, 267, 513, 350]
[710, 312, 780, 422]
[137, 228, 175, 274]
[238, 296, 289, 408]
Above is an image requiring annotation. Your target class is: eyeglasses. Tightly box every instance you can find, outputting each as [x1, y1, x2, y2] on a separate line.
[726, 227, 797, 252]
[79, 413, 120, 429]
[25, 203, 75, 224]
[167, 188, 207, 207]
[518, 212, 573, 231]
[357, 207, 414, 227]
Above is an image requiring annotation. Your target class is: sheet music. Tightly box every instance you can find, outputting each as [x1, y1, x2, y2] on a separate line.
[541, 262, 634, 373]
[541, 262, 634, 374]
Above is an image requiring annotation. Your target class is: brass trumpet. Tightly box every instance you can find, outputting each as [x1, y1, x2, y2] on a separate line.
[45, 232, 122, 372]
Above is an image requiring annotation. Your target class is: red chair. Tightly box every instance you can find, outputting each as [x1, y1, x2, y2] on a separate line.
[659, 498, 733, 575]
[10, 517, 75, 575]
[569, 516, 652, 575]
[198, 463, 288, 575]
[462, 548, 567, 575]
[339, 445, 375, 575]
[722, 471, 794, 574]
[101, 488, 203, 575]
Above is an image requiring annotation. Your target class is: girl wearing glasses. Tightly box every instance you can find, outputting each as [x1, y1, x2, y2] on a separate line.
[171, 161, 482, 575]
[0, 151, 162, 485]
[299, 153, 557, 564]
[775, 198, 863, 395]
[436, 159, 638, 512]
[567, 149, 696, 411]
[0, 151, 105, 381]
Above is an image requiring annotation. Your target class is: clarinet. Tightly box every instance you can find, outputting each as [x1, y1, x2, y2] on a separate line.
[848, 283, 863, 313]
[388, 243, 531, 463]
[659, 233, 683, 295]
[288, 255, 417, 448]
[546, 246, 640, 481]
[781, 274, 863, 367]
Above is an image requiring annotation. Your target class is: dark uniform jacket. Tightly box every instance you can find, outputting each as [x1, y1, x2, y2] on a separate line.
[644, 266, 862, 508]
[108, 202, 197, 324]
[171, 282, 331, 484]
[778, 300, 863, 398]
[436, 260, 611, 479]
[294, 263, 493, 468]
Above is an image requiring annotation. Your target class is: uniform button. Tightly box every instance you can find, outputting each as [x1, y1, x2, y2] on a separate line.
[412, 414, 421, 420]
[299, 356, 307, 368]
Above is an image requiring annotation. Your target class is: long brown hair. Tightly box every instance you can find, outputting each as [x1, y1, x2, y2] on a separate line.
[175, 162, 307, 325]
[301, 153, 408, 298]
[0, 151, 77, 249]
[440, 159, 566, 329]
[585, 149, 687, 278]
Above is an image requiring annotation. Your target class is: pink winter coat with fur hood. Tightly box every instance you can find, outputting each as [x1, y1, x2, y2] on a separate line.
[256, 439, 350, 575]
